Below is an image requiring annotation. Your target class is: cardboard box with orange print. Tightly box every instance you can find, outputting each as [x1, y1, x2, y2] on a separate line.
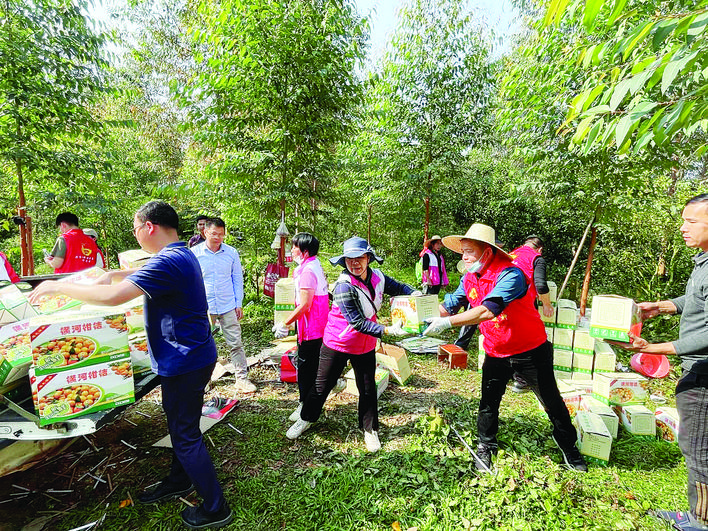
[592, 372, 648, 406]
[390, 295, 439, 334]
[655, 407, 679, 443]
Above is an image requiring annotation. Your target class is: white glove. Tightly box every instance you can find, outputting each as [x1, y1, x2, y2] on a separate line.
[272, 322, 290, 339]
[410, 290, 423, 297]
[385, 319, 409, 337]
[422, 317, 452, 336]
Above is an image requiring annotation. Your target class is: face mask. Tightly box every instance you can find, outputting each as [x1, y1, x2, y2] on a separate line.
[466, 248, 491, 274]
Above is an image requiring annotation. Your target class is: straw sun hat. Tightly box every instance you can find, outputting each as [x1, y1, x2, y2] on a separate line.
[442, 223, 511, 260]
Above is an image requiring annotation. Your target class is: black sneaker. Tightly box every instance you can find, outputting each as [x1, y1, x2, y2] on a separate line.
[474, 443, 496, 474]
[181, 503, 234, 529]
[552, 436, 588, 472]
[653, 510, 707, 530]
[137, 480, 194, 504]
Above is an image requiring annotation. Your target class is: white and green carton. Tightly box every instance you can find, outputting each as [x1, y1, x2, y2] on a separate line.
[592, 372, 648, 406]
[545, 326, 554, 343]
[556, 299, 577, 329]
[345, 367, 389, 398]
[573, 329, 595, 355]
[30, 310, 130, 375]
[553, 348, 573, 377]
[593, 341, 617, 373]
[589, 295, 642, 342]
[553, 328, 574, 351]
[547, 281, 558, 303]
[540, 306, 556, 327]
[579, 395, 619, 438]
[572, 352, 594, 381]
[0, 319, 31, 386]
[30, 362, 135, 427]
[655, 407, 679, 443]
[618, 404, 656, 438]
[575, 411, 612, 465]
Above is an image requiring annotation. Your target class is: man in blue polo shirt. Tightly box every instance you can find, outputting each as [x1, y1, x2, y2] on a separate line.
[192, 217, 256, 393]
[29, 201, 232, 530]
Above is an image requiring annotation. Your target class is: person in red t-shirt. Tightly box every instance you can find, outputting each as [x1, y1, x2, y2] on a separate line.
[45, 212, 101, 274]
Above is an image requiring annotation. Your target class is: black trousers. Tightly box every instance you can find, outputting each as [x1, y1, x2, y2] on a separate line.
[300, 344, 378, 432]
[296, 338, 323, 403]
[478, 341, 577, 450]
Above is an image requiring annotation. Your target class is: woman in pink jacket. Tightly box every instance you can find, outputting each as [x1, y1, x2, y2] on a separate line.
[286, 237, 415, 452]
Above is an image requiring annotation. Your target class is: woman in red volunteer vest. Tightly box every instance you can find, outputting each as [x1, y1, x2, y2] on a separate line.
[420, 235, 449, 294]
[45, 212, 101, 273]
[286, 236, 416, 452]
[422, 223, 587, 473]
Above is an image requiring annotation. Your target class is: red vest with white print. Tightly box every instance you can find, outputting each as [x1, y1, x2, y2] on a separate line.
[323, 269, 385, 354]
[464, 254, 547, 357]
[509, 245, 541, 300]
[55, 229, 100, 274]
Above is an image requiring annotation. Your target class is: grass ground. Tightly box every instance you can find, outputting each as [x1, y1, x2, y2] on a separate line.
[0, 303, 688, 531]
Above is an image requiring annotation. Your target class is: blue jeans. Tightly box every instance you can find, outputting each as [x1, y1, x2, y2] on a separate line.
[161, 362, 226, 513]
[676, 370, 708, 529]
[477, 341, 577, 450]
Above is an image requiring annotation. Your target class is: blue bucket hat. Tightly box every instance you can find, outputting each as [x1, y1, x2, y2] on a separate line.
[329, 236, 384, 268]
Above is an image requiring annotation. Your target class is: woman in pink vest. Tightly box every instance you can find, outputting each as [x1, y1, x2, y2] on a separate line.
[286, 237, 415, 452]
[272, 233, 330, 422]
[420, 235, 449, 294]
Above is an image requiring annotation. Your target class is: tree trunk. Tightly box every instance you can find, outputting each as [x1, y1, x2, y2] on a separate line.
[16, 154, 32, 276]
[579, 226, 597, 317]
[423, 170, 431, 245]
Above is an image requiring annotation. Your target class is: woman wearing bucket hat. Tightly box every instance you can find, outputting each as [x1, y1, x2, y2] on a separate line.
[424, 223, 587, 473]
[419, 235, 448, 295]
[286, 236, 417, 452]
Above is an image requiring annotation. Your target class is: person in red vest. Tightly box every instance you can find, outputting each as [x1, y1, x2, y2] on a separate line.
[45, 212, 101, 273]
[423, 223, 587, 473]
[508, 235, 553, 393]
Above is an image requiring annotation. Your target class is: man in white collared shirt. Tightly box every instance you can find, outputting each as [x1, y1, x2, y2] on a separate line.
[192, 217, 256, 393]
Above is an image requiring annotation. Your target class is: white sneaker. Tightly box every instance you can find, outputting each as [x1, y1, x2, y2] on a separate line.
[286, 418, 312, 440]
[364, 430, 381, 452]
[233, 378, 257, 393]
[288, 402, 303, 422]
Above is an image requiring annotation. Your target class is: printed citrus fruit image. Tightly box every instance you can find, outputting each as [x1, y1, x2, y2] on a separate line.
[37, 384, 102, 418]
[0, 333, 29, 362]
[34, 293, 76, 313]
[104, 314, 128, 333]
[32, 336, 97, 368]
[109, 360, 133, 378]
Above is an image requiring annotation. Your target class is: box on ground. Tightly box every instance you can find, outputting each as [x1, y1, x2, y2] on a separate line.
[437, 344, 467, 370]
[274, 278, 296, 335]
[561, 377, 594, 396]
[553, 348, 573, 377]
[0, 319, 31, 386]
[572, 352, 594, 380]
[589, 295, 642, 342]
[30, 362, 135, 426]
[540, 306, 556, 327]
[545, 327, 554, 342]
[344, 367, 389, 398]
[375, 342, 411, 384]
[579, 395, 619, 438]
[575, 411, 612, 465]
[547, 379, 582, 417]
[118, 249, 153, 270]
[592, 372, 648, 406]
[593, 341, 616, 373]
[655, 407, 679, 443]
[617, 404, 656, 438]
[390, 295, 440, 334]
[31, 311, 130, 375]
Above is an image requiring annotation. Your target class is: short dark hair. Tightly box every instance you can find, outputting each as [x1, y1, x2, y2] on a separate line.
[55, 212, 79, 227]
[135, 201, 179, 230]
[196, 215, 210, 223]
[686, 194, 708, 209]
[205, 217, 225, 230]
[292, 232, 319, 256]
[524, 235, 544, 249]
